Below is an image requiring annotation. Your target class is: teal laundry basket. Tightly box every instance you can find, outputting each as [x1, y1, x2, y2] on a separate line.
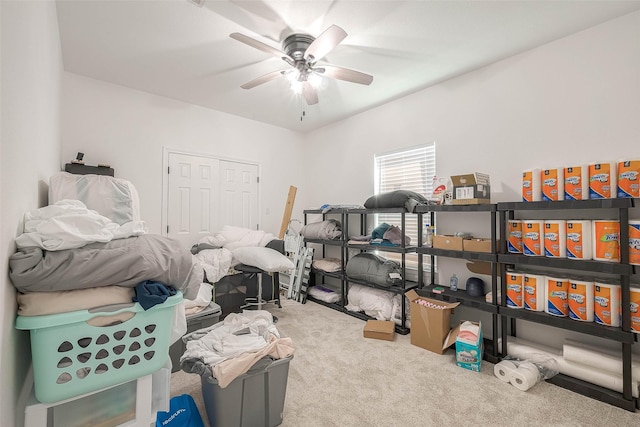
[16, 292, 182, 403]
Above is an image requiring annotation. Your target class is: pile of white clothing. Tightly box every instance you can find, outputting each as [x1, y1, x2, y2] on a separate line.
[180, 310, 294, 388]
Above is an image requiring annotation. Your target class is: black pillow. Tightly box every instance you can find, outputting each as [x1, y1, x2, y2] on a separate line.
[363, 190, 429, 212]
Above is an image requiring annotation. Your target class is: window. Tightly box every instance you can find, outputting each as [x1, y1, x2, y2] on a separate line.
[373, 143, 436, 278]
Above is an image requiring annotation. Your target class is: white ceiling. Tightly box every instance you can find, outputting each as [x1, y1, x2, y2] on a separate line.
[56, 0, 640, 133]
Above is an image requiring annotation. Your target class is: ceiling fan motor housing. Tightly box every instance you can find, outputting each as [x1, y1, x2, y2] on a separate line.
[282, 34, 315, 60]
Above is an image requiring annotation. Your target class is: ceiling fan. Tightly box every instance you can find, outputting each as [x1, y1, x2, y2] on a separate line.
[230, 25, 373, 105]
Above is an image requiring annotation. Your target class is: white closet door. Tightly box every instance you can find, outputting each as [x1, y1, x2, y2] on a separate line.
[219, 159, 259, 230]
[165, 152, 259, 250]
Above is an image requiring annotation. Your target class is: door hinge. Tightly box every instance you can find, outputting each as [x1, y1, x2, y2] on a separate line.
[166, 225, 169, 233]
[256, 176, 259, 183]
[167, 166, 170, 174]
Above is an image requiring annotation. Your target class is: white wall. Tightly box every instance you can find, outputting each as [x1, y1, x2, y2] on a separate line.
[301, 11, 640, 349]
[0, 1, 63, 425]
[61, 73, 307, 236]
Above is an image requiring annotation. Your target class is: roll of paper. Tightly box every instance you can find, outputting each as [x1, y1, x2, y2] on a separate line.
[564, 165, 589, 200]
[594, 282, 621, 327]
[545, 276, 569, 317]
[566, 220, 592, 260]
[522, 169, 541, 202]
[592, 220, 620, 262]
[494, 360, 518, 383]
[562, 339, 640, 382]
[542, 167, 564, 201]
[509, 363, 540, 391]
[631, 286, 640, 333]
[589, 161, 617, 199]
[522, 220, 544, 256]
[629, 220, 640, 266]
[559, 359, 639, 398]
[617, 159, 640, 198]
[544, 220, 566, 258]
[504, 337, 639, 398]
[523, 274, 545, 311]
[507, 220, 523, 254]
[506, 271, 524, 308]
[568, 278, 594, 322]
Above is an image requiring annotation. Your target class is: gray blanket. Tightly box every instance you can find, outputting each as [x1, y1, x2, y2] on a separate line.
[9, 234, 202, 296]
[300, 219, 342, 240]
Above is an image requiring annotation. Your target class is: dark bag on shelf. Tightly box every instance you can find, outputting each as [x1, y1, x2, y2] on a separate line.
[346, 253, 402, 287]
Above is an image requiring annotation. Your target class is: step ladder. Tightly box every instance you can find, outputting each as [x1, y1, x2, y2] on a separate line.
[281, 220, 314, 303]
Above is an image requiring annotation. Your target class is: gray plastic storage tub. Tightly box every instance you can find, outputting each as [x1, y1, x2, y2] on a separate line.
[169, 302, 222, 372]
[201, 355, 292, 427]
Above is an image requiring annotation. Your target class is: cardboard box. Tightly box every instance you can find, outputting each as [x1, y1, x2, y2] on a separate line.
[363, 320, 395, 341]
[450, 173, 491, 205]
[433, 235, 465, 251]
[449, 321, 484, 372]
[405, 289, 460, 354]
[463, 238, 494, 253]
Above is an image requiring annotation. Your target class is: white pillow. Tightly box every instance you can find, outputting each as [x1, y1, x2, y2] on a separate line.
[232, 246, 294, 272]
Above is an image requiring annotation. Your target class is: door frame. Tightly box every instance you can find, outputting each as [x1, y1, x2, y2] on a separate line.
[161, 147, 262, 238]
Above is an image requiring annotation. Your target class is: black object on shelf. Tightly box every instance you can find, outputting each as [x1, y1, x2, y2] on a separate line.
[65, 163, 114, 176]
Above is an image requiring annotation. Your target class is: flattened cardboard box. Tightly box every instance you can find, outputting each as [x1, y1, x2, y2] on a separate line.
[405, 289, 460, 355]
[450, 173, 491, 205]
[363, 320, 395, 341]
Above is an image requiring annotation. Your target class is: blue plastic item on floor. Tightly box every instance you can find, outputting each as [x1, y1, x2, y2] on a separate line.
[156, 394, 205, 427]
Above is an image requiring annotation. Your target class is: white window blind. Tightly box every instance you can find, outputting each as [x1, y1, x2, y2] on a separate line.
[373, 143, 436, 276]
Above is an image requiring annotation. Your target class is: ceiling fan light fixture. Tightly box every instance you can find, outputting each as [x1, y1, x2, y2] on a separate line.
[284, 69, 299, 83]
[307, 72, 322, 89]
[290, 80, 303, 94]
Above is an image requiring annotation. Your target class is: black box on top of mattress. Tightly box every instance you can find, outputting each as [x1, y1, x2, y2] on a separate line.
[169, 302, 222, 373]
[64, 163, 115, 176]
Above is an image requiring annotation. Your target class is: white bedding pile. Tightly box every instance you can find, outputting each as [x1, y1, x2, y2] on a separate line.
[193, 247, 233, 284]
[345, 283, 401, 321]
[15, 199, 147, 251]
[198, 225, 274, 250]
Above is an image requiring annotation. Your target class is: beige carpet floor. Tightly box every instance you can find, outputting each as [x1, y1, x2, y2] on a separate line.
[170, 298, 640, 426]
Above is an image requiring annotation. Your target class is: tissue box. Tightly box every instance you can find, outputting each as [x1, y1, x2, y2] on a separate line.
[451, 320, 483, 372]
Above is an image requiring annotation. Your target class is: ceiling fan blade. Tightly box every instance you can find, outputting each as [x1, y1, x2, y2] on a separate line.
[302, 82, 319, 105]
[304, 25, 347, 63]
[230, 32, 293, 64]
[240, 70, 286, 89]
[317, 65, 373, 85]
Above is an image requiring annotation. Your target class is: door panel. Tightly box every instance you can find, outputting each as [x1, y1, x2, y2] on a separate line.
[166, 152, 258, 249]
[219, 160, 258, 230]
